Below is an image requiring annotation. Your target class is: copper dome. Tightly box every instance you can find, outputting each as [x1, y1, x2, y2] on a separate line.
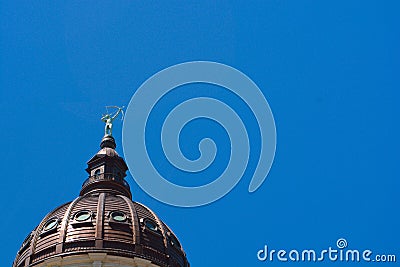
[13, 135, 189, 267]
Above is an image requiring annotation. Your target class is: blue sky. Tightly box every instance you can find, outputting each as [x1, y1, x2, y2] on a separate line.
[1, 1, 399, 266]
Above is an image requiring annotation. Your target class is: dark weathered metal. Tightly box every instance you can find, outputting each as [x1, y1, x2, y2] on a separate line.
[95, 193, 105, 248]
[82, 173, 130, 188]
[13, 134, 190, 267]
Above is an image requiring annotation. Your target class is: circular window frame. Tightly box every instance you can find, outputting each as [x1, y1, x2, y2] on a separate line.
[42, 217, 58, 233]
[169, 234, 181, 248]
[74, 210, 92, 222]
[110, 211, 127, 222]
[144, 218, 159, 233]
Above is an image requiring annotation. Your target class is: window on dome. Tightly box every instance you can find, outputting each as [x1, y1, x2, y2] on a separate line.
[74, 210, 91, 222]
[111, 211, 127, 222]
[94, 169, 101, 177]
[144, 219, 159, 232]
[42, 218, 58, 232]
[169, 234, 181, 248]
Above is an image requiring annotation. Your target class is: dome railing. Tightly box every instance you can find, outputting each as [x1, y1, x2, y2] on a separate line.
[82, 173, 130, 190]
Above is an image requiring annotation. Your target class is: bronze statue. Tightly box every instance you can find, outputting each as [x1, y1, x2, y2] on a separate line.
[101, 106, 124, 136]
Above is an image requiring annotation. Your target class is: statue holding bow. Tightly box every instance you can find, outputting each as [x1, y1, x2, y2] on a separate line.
[101, 106, 124, 136]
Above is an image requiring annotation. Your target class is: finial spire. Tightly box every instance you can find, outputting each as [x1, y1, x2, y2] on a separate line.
[81, 109, 130, 198]
[101, 106, 124, 136]
[100, 135, 116, 149]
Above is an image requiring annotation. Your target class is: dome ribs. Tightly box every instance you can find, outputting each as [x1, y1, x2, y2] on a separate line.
[94, 193, 105, 248]
[56, 196, 82, 254]
[119, 195, 141, 245]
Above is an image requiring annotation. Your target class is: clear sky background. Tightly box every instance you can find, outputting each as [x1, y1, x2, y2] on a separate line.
[1, 1, 399, 266]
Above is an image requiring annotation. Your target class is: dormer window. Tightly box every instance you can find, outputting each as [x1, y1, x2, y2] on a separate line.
[94, 169, 101, 177]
